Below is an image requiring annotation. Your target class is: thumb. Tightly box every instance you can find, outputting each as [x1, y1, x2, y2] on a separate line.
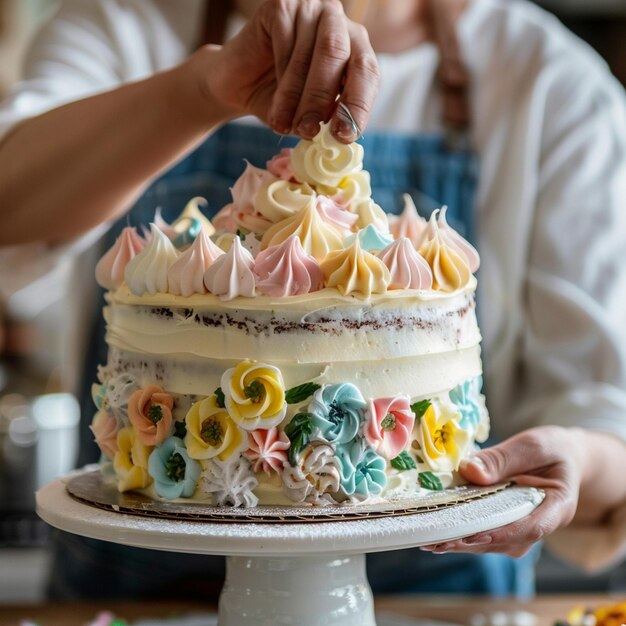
[459, 445, 511, 486]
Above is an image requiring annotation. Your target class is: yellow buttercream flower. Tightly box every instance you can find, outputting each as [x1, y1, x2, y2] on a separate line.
[416, 400, 471, 472]
[185, 395, 244, 461]
[221, 360, 287, 431]
[255, 179, 316, 223]
[113, 426, 152, 493]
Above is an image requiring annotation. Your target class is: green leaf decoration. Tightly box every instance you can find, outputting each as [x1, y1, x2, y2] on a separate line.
[284, 412, 315, 466]
[411, 399, 432, 419]
[419, 471, 443, 491]
[174, 420, 187, 439]
[390, 451, 417, 471]
[215, 387, 226, 408]
[285, 382, 321, 405]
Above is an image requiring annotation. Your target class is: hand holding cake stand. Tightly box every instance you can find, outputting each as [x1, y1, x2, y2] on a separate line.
[37, 471, 543, 626]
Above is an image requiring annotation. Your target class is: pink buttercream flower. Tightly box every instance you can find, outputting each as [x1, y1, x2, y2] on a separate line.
[128, 384, 174, 447]
[245, 427, 290, 475]
[365, 395, 415, 460]
[267, 148, 295, 181]
[90, 411, 119, 460]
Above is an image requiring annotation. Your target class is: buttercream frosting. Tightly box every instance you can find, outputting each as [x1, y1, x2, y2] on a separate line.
[388, 194, 429, 247]
[354, 199, 390, 233]
[267, 147, 295, 181]
[203, 235, 256, 300]
[316, 196, 358, 234]
[229, 161, 276, 233]
[245, 427, 290, 475]
[377, 237, 433, 290]
[172, 197, 216, 238]
[255, 179, 316, 223]
[95, 227, 146, 290]
[330, 170, 372, 209]
[201, 457, 259, 507]
[438, 206, 480, 273]
[345, 224, 394, 251]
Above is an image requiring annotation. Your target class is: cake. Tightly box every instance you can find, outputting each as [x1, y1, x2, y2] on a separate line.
[90, 123, 489, 507]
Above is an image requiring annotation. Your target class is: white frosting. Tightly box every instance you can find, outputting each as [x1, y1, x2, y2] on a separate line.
[203, 236, 256, 301]
[200, 457, 259, 507]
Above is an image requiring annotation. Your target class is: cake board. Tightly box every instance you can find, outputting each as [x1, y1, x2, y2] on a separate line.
[36, 471, 544, 626]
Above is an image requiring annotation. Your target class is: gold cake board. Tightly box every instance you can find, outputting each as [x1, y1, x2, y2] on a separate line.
[66, 470, 510, 524]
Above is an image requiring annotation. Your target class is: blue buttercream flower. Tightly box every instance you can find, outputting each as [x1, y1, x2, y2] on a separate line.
[336, 439, 387, 497]
[148, 436, 201, 499]
[449, 376, 484, 432]
[344, 224, 394, 252]
[309, 383, 366, 445]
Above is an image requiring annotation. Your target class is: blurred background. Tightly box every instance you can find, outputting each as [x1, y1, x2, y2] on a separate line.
[0, 0, 625, 605]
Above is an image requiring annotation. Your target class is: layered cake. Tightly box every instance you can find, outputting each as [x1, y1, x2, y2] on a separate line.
[91, 123, 489, 507]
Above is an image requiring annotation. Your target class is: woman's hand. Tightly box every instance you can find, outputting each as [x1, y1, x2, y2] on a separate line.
[421, 426, 584, 558]
[196, 0, 380, 142]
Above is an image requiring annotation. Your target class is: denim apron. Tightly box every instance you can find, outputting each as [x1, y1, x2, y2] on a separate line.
[49, 121, 537, 600]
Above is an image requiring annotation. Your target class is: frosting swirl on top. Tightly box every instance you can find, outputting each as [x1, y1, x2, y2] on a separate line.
[261, 199, 344, 262]
[419, 213, 471, 292]
[320, 238, 391, 297]
[377, 237, 433, 290]
[329, 170, 372, 210]
[255, 179, 316, 223]
[254, 234, 324, 297]
[95, 226, 146, 290]
[291, 121, 364, 188]
[167, 229, 224, 296]
[203, 235, 256, 301]
[388, 194, 429, 248]
[124, 224, 179, 295]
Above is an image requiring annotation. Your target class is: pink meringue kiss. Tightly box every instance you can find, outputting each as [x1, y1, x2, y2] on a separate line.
[203, 235, 256, 300]
[95, 226, 146, 290]
[142, 208, 178, 241]
[316, 196, 358, 235]
[388, 194, 428, 248]
[245, 427, 291, 475]
[438, 206, 480, 273]
[365, 395, 415, 460]
[267, 148, 295, 181]
[254, 234, 324, 297]
[212, 203, 238, 232]
[377, 238, 433, 290]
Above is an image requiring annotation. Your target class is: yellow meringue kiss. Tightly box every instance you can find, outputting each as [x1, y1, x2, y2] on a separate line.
[222, 360, 287, 431]
[354, 199, 390, 233]
[320, 238, 391, 297]
[291, 122, 364, 188]
[185, 396, 244, 461]
[113, 426, 152, 493]
[255, 179, 316, 223]
[419, 229, 471, 292]
[261, 199, 344, 262]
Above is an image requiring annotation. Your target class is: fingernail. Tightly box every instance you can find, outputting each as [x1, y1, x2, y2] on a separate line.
[432, 542, 455, 553]
[420, 546, 435, 552]
[461, 456, 487, 473]
[331, 115, 356, 142]
[297, 113, 322, 139]
[462, 535, 492, 546]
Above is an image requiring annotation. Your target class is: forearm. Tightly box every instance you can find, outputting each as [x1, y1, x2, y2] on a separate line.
[0, 47, 230, 245]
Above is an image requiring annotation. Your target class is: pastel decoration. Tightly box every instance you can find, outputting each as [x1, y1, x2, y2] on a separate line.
[267, 147, 295, 181]
[184, 395, 244, 461]
[222, 360, 287, 431]
[377, 237, 433, 290]
[291, 121, 364, 187]
[354, 199, 390, 233]
[438, 206, 480, 273]
[330, 170, 372, 210]
[173, 196, 216, 238]
[104, 373, 140, 426]
[308, 383, 366, 445]
[245, 427, 290, 475]
[364, 395, 415, 460]
[171, 217, 202, 249]
[449, 376, 489, 443]
[200, 457, 259, 507]
[315, 196, 358, 234]
[95, 227, 145, 290]
[388, 194, 429, 248]
[167, 229, 224, 296]
[148, 436, 201, 499]
[255, 179, 316, 223]
[419, 211, 471, 291]
[320, 238, 391, 297]
[203, 235, 256, 300]
[254, 235, 324, 297]
[128, 384, 174, 447]
[90, 410, 118, 460]
[344, 224, 393, 252]
[335, 440, 387, 498]
[142, 207, 177, 240]
[260, 199, 344, 262]
[124, 224, 179, 295]
[230, 161, 276, 234]
[212, 203, 238, 232]
[113, 427, 152, 493]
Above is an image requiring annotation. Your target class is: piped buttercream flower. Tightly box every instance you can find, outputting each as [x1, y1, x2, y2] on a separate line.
[335, 440, 387, 499]
[415, 398, 472, 472]
[254, 235, 324, 297]
[267, 147, 295, 180]
[344, 224, 393, 252]
[320, 238, 391, 297]
[282, 441, 341, 505]
[90, 410, 118, 460]
[309, 383, 366, 445]
[245, 427, 290, 475]
[222, 360, 287, 431]
[330, 170, 372, 210]
[449, 376, 489, 443]
[104, 373, 140, 426]
[113, 426, 152, 493]
[365, 395, 415, 460]
[388, 194, 429, 248]
[95, 227, 146, 290]
[315, 196, 358, 235]
[167, 229, 224, 296]
[261, 199, 344, 262]
[377, 238, 433, 290]
[255, 179, 316, 223]
[148, 436, 201, 499]
[200, 457, 259, 507]
[128, 384, 174, 447]
[203, 235, 256, 300]
[291, 121, 364, 188]
[184, 395, 244, 461]
[124, 224, 180, 295]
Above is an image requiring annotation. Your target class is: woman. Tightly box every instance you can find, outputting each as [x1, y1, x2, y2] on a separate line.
[1, 0, 626, 599]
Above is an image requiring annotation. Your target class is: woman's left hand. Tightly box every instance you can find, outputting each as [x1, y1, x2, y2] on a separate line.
[420, 426, 583, 557]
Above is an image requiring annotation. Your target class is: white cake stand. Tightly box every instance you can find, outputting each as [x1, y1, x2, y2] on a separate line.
[37, 476, 543, 626]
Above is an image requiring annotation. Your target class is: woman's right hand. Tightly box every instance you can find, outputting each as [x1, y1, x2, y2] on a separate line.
[194, 0, 380, 143]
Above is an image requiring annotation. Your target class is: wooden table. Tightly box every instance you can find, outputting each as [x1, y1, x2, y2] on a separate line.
[0, 596, 624, 626]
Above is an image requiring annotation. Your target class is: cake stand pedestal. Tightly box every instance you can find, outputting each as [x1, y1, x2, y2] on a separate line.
[37, 476, 543, 626]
